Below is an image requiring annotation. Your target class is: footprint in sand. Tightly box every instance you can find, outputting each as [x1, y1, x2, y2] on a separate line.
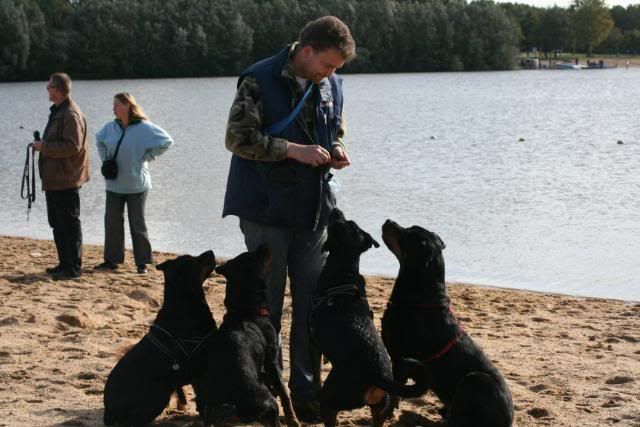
[127, 289, 159, 307]
[606, 376, 634, 385]
[527, 407, 551, 419]
[529, 384, 549, 393]
[0, 316, 19, 326]
[55, 310, 95, 329]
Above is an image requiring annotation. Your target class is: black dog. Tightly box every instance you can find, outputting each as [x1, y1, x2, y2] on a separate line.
[381, 220, 513, 427]
[103, 250, 218, 426]
[201, 244, 298, 427]
[310, 209, 429, 427]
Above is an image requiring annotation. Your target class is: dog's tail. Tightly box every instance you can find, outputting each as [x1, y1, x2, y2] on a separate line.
[375, 357, 430, 399]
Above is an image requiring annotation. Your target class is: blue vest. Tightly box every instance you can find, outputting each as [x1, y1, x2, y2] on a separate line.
[223, 46, 344, 230]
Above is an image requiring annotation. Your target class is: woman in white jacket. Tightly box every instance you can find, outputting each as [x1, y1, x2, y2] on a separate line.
[95, 93, 173, 273]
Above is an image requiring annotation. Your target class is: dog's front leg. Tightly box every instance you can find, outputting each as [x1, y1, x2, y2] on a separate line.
[320, 405, 338, 427]
[265, 346, 299, 427]
[309, 342, 323, 390]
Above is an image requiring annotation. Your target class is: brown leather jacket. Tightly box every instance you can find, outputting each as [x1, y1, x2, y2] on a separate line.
[39, 98, 90, 191]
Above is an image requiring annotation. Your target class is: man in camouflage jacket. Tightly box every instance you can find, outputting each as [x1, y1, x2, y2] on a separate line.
[222, 16, 356, 423]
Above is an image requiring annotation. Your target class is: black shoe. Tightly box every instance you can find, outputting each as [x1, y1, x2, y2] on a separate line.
[293, 400, 321, 424]
[45, 264, 64, 275]
[94, 261, 118, 270]
[136, 264, 148, 274]
[51, 269, 82, 280]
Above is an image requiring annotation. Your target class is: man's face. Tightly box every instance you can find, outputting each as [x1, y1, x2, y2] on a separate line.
[299, 46, 346, 84]
[46, 80, 63, 104]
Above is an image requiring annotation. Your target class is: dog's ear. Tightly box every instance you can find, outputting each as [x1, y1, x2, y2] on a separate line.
[329, 208, 346, 224]
[322, 234, 336, 253]
[198, 250, 216, 268]
[215, 263, 228, 277]
[435, 233, 446, 250]
[156, 260, 171, 271]
[362, 230, 380, 251]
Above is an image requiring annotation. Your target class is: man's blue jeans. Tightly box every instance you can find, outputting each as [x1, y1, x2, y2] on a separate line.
[239, 218, 326, 404]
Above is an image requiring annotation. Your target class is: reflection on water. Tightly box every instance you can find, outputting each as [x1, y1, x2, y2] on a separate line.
[1, 70, 639, 301]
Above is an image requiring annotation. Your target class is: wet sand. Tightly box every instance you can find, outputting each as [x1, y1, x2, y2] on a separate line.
[0, 235, 638, 426]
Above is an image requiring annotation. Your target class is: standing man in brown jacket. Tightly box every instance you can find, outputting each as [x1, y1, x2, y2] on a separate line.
[33, 72, 89, 279]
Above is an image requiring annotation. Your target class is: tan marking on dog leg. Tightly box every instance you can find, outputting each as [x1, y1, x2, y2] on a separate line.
[365, 387, 386, 405]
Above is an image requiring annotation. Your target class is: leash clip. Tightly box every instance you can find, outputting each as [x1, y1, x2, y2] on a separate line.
[172, 362, 180, 371]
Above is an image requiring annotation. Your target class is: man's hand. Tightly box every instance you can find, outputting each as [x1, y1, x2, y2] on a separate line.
[32, 141, 43, 152]
[287, 143, 330, 167]
[330, 146, 350, 170]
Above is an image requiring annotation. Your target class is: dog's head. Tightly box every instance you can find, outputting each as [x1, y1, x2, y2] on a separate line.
[382, 219, 445, 267]
[322, 208, 379, 257]
[155, 250, 216, 303]
[214, 244, 271, 313]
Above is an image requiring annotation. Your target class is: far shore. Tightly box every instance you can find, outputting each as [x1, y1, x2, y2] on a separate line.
[1, 235, 639, 426]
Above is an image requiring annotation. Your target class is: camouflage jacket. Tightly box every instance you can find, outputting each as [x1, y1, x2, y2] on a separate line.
[225, 43, 346, 162]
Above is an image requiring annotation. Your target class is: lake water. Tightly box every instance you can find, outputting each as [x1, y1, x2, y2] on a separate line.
[1, 70, 638, 301]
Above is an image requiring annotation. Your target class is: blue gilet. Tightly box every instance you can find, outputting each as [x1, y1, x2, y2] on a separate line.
[222, 46, 344, 230]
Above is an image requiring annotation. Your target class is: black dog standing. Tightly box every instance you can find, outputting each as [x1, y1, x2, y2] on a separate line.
[310, 209, 429, 427]
[103, 250, 218, 426]
[201, 244, 298, 427]
[381, 220, 514, 427]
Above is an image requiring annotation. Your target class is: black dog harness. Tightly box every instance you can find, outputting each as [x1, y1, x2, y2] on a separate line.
[146, 324, 216, 373]
[386, 301, 466, 363]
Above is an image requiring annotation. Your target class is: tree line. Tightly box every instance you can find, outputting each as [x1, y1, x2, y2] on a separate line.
[0, 0, 638, 82]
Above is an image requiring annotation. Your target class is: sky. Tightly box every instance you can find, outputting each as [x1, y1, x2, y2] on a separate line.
[492, 0, 638, 7]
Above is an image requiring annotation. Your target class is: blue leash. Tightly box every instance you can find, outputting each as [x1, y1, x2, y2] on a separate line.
[263, 82, 313, 135]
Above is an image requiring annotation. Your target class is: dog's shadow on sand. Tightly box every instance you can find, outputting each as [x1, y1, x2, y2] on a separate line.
[392, 410, 444, 427]
[351, 410, 444, 427]
[48, 408, 202, 427]
[50, 408, 444, 427]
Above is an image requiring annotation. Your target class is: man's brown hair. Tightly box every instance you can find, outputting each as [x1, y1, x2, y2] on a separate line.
[49, 72, 72, 97]
[299, 16, 356, 62]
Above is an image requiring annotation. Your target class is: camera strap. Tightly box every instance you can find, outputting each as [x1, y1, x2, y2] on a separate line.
[111, 126, 127, 161]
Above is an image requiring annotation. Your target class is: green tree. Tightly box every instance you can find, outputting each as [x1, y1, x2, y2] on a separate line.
[573, 0, 614, 56]
[0, 0, 30, 80]
[499, 2, 542, 53]
[533, 7, 574, 56]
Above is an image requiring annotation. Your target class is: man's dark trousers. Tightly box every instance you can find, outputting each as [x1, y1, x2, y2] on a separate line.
[46, 188, 82, 275]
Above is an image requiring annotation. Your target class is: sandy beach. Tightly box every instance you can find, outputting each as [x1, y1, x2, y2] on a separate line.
[0, 235, 638, 426]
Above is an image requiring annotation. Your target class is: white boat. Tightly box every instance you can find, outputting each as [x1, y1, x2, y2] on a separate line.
[554, 62, 581, 70]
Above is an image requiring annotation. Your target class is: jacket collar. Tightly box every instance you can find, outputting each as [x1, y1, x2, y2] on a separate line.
[50, 97, 70, 114]
[115, 118, 142, 129]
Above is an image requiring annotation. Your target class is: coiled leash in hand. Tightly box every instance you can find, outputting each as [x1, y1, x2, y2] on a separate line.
[21, 131, 38, 220]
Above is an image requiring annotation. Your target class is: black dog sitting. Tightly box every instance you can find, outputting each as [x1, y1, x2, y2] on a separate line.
[103, 250, 218, 426]
[381, 220, 514, 427]
[310, 209, 429, 427]
[201, 244, 298, 427]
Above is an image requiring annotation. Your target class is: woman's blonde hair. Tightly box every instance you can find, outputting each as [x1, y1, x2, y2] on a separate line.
[114, 92, 148, 122]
